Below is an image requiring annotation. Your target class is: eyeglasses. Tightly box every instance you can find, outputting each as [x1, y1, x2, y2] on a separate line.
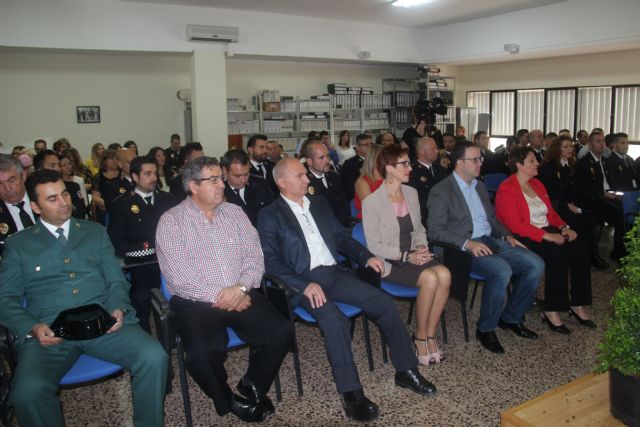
[460, 157, 484, 164]
[195, 175, 224, 185]
[393, 160, 411, 168]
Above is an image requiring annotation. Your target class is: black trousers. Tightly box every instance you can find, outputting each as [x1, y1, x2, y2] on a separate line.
[170, 291, 293, 416]
[519, 236, 592, 311]
[556, 204, 596, 256]
[590, 196, 625, 254]
[128, 263, 161, 332]
[299, 265, 417, 393]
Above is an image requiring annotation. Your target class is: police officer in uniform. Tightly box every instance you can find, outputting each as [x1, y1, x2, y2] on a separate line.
[0, 155, 37, 256]
[107, 156, 177, 332]
[575, 131, 626, 260]
[304, 141, 350, 226]
[222, 149, 274, 226]
[341, 133, 372, 200]
[408, 137, 446, 223]
[164, 133, 182, 176]
[607, 132, 638, 191]
[247, 134, 278, 195]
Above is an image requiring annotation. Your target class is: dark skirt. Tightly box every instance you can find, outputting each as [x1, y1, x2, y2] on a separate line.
[385, 259, 440, 287]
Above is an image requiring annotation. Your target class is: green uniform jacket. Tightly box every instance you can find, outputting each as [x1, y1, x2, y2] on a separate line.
[0, 218, 136, 343]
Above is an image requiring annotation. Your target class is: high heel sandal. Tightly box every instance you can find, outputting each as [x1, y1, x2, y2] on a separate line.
[541, 312, 571, 335]
[426, 337, 445, 364]
[568, 308, 597, 329]
[412, 335, 435, 365]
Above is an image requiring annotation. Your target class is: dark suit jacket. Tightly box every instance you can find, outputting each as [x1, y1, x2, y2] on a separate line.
[340, 155, 364, 201]
[607, 152, 638, 191]
[538, 161, 578, 210]
[107, 190, 178, 257]
[257, 195, 373, 305]
[306, 169, 349, 226]
[408, 161, 446, 219]
[250, 161, 278, 195]
[224, 180, 275, 226]
[65, 180, 87, 220]
[0, 200, 37, 257]
[427, 173, 510, 248]
[169, 174, 187, 202]
[575, 152, 614, 208]
[0, 218, 136, 341]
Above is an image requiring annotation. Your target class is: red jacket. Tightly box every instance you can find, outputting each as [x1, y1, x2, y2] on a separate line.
[495, 174, 566, 242]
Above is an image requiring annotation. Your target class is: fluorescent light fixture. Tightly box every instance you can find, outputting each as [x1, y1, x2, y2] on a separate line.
[392, 0, 432, 7]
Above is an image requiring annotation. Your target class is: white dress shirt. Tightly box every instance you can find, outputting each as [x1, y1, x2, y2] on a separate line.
[5, 193, 35, 231]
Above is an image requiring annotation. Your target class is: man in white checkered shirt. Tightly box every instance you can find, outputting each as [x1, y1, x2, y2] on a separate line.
[156, 156, 293, 423]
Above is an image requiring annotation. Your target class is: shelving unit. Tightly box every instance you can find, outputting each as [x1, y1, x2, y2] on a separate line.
[226, 92, 392, 155]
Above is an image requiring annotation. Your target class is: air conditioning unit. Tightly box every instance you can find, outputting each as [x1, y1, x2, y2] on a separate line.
[186, 25, 239, 43]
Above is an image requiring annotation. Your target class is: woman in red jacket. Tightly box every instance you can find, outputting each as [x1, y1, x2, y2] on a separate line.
[495, 146, 595, 334]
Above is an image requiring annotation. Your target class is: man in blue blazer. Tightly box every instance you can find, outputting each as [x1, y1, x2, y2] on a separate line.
[257, 158, 436, 423]
[0, 169, 167, 427]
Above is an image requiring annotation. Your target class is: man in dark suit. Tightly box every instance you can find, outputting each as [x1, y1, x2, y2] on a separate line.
[409, 137, 446, 222]
[427, 141, 544, 354]
[247, 134, 278, 194]
[575, 131, 626, 260]
[304, 141, 350, 226]
[0, 155, 37, 256]
[108, 156, 178, 332]
[528, 129, 546, 164]
[607, 132, 638, 191]
[340, 133, 371, 200]
[33, 150, 86, 219]
[257, 158, 436, 422]
[169, 142, 204, 201]
[222, 149, 274, 226]
[0, 169, 167, 427]
[164, 133, 182, 175]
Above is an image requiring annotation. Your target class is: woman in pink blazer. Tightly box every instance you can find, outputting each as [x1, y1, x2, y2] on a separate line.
[495, 146, 595, 334]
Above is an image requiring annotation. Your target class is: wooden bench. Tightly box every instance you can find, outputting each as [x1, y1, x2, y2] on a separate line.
[501, 372, 624, 426]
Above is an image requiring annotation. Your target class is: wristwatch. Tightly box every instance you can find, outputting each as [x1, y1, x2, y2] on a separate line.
[238, 285, 249, 295]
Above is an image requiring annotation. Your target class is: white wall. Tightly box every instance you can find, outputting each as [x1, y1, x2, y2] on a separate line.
[226, 59, 415, 104]
[0, 49, 190, 160]
[455, 48, 640, 105]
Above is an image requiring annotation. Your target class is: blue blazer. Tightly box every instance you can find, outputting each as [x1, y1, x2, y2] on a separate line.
[257, 195, 373, 305]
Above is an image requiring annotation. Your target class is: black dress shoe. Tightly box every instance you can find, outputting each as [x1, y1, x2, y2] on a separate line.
[498, 319, 538, 339]
[230, 393, 266, 423]
[237, 376, 275, 416]
[591, 255, 609, 270]
[541, 313, 571, 335]
[395, 367, 437, 395]
[342, 389, 379, 422]
[475, 329, 505, 354]
[568, 308, 597, 329]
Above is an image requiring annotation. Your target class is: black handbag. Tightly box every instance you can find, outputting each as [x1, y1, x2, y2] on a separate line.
[50, 304, 117, 340]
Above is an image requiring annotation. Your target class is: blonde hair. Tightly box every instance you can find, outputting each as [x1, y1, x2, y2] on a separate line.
[359, 144, 381, 180]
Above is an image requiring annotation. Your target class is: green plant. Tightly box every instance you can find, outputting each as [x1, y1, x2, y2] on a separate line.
[597, 216, 640, 377]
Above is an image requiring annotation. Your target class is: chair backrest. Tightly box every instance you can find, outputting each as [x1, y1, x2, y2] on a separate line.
[483, 173, 508, 193]
[350, 199, 358, 217]
[351, 222, 366, 246]
[160, 274, 172, 301]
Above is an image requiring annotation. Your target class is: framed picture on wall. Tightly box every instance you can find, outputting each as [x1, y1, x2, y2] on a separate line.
[76, 106, 101, 123]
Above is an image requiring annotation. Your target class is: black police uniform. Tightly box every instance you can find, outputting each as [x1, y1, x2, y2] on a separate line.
[164, 146, 181, 176]
[408, 161, 446, 223]
[107, 190, 178, 331]
[169, 174, 187, 202]
[64, 180, 87, 220]
[607, 152, 638, 191]
[575, 152, 626, 259]
[0, 201, 37, 257]
[340, 154, 364, 201]
[224, 180, 275, 226]
[250, 160, 278, 195]
[306, 169, 350, 226]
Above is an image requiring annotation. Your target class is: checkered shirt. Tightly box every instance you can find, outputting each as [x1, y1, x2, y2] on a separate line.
[155, 197, 264, 303]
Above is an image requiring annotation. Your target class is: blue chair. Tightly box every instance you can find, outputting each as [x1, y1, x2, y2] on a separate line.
[350, 199, 358, 218]
[351, 223, 447, 361]
[622, 190, 640, 227]
[483, 173, 508, 203]
[152, 275, 270, 427]
[263, 275, 375, 397]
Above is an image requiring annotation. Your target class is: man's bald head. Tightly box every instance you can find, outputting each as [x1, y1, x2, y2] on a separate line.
[273, 157, 299, 184]
[416, 137, 438, 163]
[117, 148, 137, 176]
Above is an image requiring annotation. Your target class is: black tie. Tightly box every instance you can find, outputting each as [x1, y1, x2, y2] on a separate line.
[14, 201, 34, 228]
[257, 163, 265, 178]
[144, 196, 153, 207]
[234, 188, 245, 205]
[56, 227, 66, 245]
[427, 166, 434, 177]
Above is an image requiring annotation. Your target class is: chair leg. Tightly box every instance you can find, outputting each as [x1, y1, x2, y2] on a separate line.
[381, 336, 389, 364]
[175, 335, 193, 427]
[274, 372, 282, 402]
[291, 328, 303, 397]
[440, 311, 448, 344]
[407, 301, 415, 325]
[362, 315, 374, 372]
[460, 301, 469, 342]
[350, 318, 356, 338]
[469, 280, 480, 310]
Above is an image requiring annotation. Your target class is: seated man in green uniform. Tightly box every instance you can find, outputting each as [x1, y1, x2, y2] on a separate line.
[0, 169, 168, 427]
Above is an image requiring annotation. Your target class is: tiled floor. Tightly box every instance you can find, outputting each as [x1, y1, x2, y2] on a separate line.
[47, 264, 617, 427]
